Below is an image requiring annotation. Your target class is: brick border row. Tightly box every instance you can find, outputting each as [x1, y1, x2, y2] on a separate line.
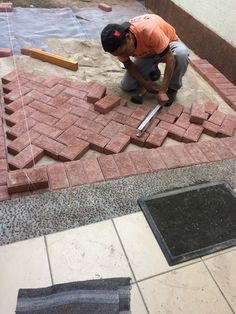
[0, 135, 236, 200]
[190, 59, 236, 111]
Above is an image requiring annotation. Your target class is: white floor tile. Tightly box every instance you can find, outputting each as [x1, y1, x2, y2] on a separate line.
[113, 212, 200, 281]
[130, 283, 148, 314]
[46, 220, 133, 284]
[205, 250, 236, 312]
[139, 262, 232, 314]
[201, 245, 236, 260]
[0, 237, 51, 314]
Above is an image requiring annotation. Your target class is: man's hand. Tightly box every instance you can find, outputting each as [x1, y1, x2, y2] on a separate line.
[143, 82, 169, 106]
[157, 90, 169, 106]
[142, 81, 159, 94]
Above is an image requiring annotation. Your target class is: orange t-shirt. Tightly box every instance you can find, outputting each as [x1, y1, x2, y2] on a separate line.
[118, 14, 178, 62]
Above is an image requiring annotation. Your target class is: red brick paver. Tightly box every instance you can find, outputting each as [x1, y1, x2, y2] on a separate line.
[33, 123, 62, 139]
[205, 102, 219, 115]
[120, 125, 149, 147]
[6, 117, 37, 140]
[158, 147, 181, 169]
[208, 111, 226, 125]
[8, 145, 44, 170]
[0, 2, 13, 12]
[144, 149, 167, 171]
[7, 129, 40, 155]
[65, 160, 88, 187]
[167, 102, 184, 117]
[218, 119, 236, 137]
[75, 117, 104, 133]
[100, 120, 123, 138]
[0, 185, 10, 201]
[145, 127, 168, 148]
[183, 124, 204, 143]
[129, 150, 152, 174]
[0, 171, 7, 186]
[33, 135, 66, 159]
[87, 83, 106, 103]
[0, 48, 13, 57]
[47, 163, 69, 190]
[94, 95, 120, 114]
[156, 111, 176, 123]
[131, 105, 151, 121]
[202, 121, 219, 137]
[98, 155, 121, 180]
[82, 158, 104, 183]
[59, 138, 89, 161]
[113, 153, 137, 177]
[175, 113, 190, 129]
[5, 94, 33, 114]
[104, 133, 130, 154]
[190, 103, 208, 124]
[222, 137, 236, 156]
[98, 3, 112, 11]
[7, 167, 48, 194]
[197, 141, 222, 162]
[57, 126, 84, 146]
[185, 143, 209, 164]
[171, 145, 195, 167]
[77, 130, 109, 153]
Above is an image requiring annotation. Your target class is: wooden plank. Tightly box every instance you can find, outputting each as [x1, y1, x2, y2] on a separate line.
[30, 48, 78, 71]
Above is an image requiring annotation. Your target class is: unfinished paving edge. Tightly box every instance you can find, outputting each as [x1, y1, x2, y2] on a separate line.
[0, 158, 236, 246]
[0, 65, 236, 199]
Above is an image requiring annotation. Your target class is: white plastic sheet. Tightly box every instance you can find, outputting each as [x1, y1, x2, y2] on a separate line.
[0, 7, 87, 54]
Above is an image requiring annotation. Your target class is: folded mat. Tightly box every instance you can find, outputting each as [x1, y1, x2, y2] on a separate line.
[16, 277, 131, 314]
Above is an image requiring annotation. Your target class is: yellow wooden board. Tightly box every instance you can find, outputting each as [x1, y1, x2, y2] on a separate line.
[30, 48, 78, 71]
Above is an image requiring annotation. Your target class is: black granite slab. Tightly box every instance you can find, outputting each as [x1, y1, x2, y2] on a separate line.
[138, 181, 236, 265]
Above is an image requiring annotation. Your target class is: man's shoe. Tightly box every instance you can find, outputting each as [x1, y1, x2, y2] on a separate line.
[149, 67, 161, 81]
[165, 88, 177, 106]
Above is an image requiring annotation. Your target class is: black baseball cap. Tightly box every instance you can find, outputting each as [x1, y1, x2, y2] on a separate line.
[101, 22, 130, 53]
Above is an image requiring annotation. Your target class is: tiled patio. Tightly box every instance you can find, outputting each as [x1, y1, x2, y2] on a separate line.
[1, 210, 236, 314]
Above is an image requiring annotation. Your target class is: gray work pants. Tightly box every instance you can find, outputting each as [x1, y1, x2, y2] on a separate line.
[120, 41, 189, 91]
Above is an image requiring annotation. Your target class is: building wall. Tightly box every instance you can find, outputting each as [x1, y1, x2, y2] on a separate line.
[172, 0, 236, 47]
[145, 0, 236, 84]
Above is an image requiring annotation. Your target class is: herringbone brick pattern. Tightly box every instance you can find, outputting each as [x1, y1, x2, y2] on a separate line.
[0, 70, 236, 198]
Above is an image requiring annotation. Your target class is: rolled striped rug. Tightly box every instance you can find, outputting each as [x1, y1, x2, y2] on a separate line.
[16, 277, 131, 314]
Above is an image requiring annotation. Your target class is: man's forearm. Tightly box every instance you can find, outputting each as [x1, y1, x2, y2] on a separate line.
[124, 60, 146, 86]
[160, 57, 176, 92]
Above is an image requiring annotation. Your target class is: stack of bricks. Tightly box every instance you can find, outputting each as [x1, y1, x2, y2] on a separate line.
[191, 59, 236, 111]
[1, 69, 236, 196]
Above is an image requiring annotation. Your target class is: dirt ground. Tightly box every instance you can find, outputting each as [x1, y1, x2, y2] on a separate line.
[10, 0, 144, 9]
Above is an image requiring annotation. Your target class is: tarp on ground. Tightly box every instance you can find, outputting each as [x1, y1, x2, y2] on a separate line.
[0, 7, 87, 54]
